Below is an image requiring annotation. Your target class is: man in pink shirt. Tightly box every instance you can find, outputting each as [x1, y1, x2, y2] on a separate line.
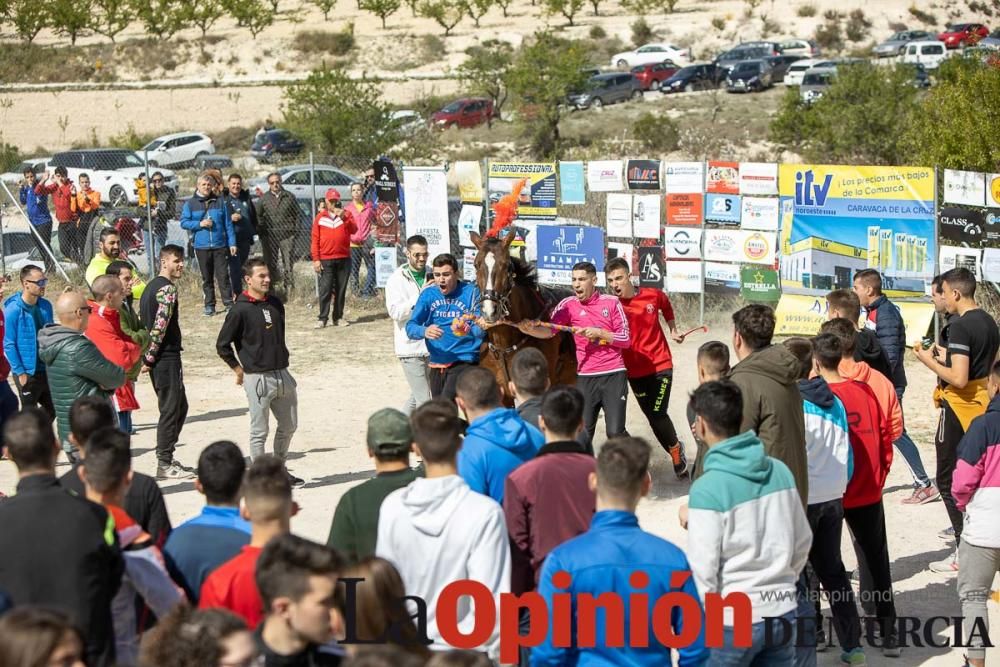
[518, 261, 630, 452]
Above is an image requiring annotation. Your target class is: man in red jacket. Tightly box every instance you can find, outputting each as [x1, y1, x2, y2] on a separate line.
[311, 189, 357, 329]
[85, 276, 142, 433]
[36, 167, 82, 266]
[813, 332, 900, 657]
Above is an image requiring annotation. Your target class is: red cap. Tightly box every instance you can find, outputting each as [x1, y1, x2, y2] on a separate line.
[325, 188, 341, 201]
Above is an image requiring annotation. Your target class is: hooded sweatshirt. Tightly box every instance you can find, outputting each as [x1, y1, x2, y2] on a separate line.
[728, 344, 809, 506]
[687, 430, 812, 625]
[2, 292, 54, 376]
[458, 408, 544, 503]
[85, 302, 142, 413]
[953, 394, 1000, 548]
[839, 358, 903, 443]
[215, 292, 289, 374]
[376, 475, 510, 659]
[828, 379, 893, 509]
[405, 281, 483, 365]
[798, 377, 851, 505]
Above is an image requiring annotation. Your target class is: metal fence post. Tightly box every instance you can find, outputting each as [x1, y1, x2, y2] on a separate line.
[144, 150, 154, 277]
[310, 151, 318, 300]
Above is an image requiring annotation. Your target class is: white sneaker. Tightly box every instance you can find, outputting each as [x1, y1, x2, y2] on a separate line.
[929, 550, 959, 574]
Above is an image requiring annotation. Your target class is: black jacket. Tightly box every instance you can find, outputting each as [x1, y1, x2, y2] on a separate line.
[864, 295, 907, 390]
[516, 396, 543, 430]
[0, 474, 123, 667]
[216, 292, 289, 373]
[223, 189, 260, 246]
[60, 466, 173, 547]
[854, 328, 894, 383]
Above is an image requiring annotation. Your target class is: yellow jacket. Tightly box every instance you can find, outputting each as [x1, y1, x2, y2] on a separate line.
[135, 178, 157, 208]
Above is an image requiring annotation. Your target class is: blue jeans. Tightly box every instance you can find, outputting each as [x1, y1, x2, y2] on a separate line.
[710, 610, 796, 666]
[794, 572, 817, 667]
[894, 387, 931, 488]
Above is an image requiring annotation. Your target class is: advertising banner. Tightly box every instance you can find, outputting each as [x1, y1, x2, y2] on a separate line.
[666, 193, 703, 226]
[705, 193, 742, 224]
[707, 161, 740, 194]
[740, 267, 781, 302]
[559, 161, 586, 205]
[938, 206, 985, 247]
[637, 246, 665, 287]
[704, 261, 740, 294]
[664, 162, 704, 194]
[606, 193, 633, 237]
[940, 245, 982, 277]
[402, 166, 450, 258]
[984, 248, 1000, 282]
[462, 248, 477, 282]
[536, 225, 606, 284]
[740, 196, 780, 231]
[704, 229, 777, 265]
[664, 227, 702, 259]
[608, 242, 635, 272]
[374, 159, 401, 243]
[375, 247, 397, 288]
[626, 159, 662, 190]
[487, 162, 557, 220]
[944, 169, 986, 206]
[666, 261, 702, 293]
[458, 205, 484, 248]
[587, 160, 624, 192]
[454, 161, 484, 203]
[739, 162, 778, 195]
[776, 293, 933, 344]
[989, 174, 1000, 208]
[632, 195, 661, 239]
[778, 164, 935, 295]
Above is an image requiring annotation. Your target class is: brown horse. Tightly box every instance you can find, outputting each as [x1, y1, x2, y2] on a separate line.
[470, 231, 577, 405]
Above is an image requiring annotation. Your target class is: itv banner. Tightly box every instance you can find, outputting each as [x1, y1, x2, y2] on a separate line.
[778, 164, 935, 296]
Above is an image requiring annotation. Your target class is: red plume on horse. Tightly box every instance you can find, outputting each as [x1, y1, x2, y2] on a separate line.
[470, 179, 576, 405]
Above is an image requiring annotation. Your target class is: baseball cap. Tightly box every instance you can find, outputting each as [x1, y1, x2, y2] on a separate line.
[325, 188, 341, 202]
[367, 408, 412, 456]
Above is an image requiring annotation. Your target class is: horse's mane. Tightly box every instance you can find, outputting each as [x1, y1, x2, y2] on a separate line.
[482, 237, 537, 289]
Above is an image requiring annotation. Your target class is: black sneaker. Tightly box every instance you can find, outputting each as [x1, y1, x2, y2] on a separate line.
[157, 461, 195, 480]
[287, 473, 305, 488]
[668, 443, 690, 479]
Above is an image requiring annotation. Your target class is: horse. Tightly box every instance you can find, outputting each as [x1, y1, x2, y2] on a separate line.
[469, 230, 577, 405]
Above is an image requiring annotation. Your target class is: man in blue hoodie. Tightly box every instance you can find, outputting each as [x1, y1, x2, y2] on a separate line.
[3, 265, 55, 420]
[533, 435, 707, 667]
[181, 174, 237, 317]
[18, 169, 55, 272]
[454, 366, 543, 502]
[406, 253, 485, 401]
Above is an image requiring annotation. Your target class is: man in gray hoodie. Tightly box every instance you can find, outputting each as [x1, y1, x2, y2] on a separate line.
[728, 304, 809, 507]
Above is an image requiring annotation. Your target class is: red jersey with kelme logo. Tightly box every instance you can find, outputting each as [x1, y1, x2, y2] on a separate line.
[618, 288, 675, 378]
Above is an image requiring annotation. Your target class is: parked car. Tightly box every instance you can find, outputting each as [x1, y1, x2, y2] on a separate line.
[389, 110, 426, 135]
[142, 132, 215, 168]
[567, 73, 643, 109]
[195, 155, 234, 170]
[902, 40, 949, 69]
[0, 156, 51, 184]
[783, 58, 823, 86]
[660, 63, 722, 92]
[630, 62, 680, 90]
[725, 59, 774, 92]
[872, 30, 935, 57]
[0, 228, 75, 273]
[47, 150, 177, 207]
[714, 44, 779, 77]
[979, 28, 1000, 49]
[778, 39, 820, 56]
[799, 67, 836, 104]
[611, 43, 691, 68]
[247, 164, 356, 202]
[763, 54, 806, 83]
[250, 129, 305, 162]
[431, 98, 497, 129]
[938, 23, 990, 48]
[963, 45, 1000, 66]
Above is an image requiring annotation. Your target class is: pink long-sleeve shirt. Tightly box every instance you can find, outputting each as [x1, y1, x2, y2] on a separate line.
[348, 200, 375, 246]
[550, 292, 630, 376]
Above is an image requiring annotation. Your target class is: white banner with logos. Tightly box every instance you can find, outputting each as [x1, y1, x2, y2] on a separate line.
[587, 160, 624, 192]
[943, 169, 987, 206]
[664, 227, 702, 260]
[606, 193, 633, 237]
[984, 248, 1000, 282]
[703, 229, 777, 265]
[740, 196, 780, 231]
[632, 195, 661, 239]
[739, 162, 778, 195]
[940, 245, 981, 278]
[402, 166, 450, 258]
[458, 204, 483, 248]
[666, 261, 702, 293]
[463, 248, 477, 282]
[664, 161, 704, 194]
[375, 247, 397, 288]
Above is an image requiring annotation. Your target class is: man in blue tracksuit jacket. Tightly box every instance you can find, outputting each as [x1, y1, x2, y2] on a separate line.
[181, 174, 236, 316]
[533, 436, 708, 667]
[3, 268, 55, 421]
[19, 169, 55, 270]
[221, 175, 258, 303]
[405, 253, 484, 401]
[455, 366, 544, 502]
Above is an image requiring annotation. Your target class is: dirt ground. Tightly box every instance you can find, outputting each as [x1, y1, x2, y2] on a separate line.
[0, 292, 997, 664]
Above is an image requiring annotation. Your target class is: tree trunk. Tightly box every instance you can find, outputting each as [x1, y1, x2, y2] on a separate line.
[381, 14, 387, 27]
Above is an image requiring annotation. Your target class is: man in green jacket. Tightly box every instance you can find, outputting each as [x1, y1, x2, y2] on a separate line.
[327, 407, 421, 562]
[728, 303, 809, 508]
[38, 291, 125, 460]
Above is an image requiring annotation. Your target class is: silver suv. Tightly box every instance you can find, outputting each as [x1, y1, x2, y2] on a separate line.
[567, 73, 643, 109]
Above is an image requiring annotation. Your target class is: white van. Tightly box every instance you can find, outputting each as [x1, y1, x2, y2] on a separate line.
[902, 40, 949, 69]
[783, 58, 822, 86]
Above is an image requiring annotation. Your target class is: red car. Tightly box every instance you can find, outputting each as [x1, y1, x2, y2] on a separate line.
[431, 98, 497, 129]
[938, 23, 990, 48]
[630, 62, 680, 90]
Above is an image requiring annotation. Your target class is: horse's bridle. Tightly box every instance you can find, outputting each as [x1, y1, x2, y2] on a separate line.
[479, 253, 515, 322]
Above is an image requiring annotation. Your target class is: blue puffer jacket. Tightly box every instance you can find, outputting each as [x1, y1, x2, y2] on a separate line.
[180, 193, 235, 250]
[863, 294, 906, 390]
[19, 184, 52, 227]
[2, 293, 54, 376]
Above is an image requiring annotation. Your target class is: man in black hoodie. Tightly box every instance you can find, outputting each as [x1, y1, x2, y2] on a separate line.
[826, 288, 893, 381]
[222, 173, 259, 303]
[216, 257, 302, 487]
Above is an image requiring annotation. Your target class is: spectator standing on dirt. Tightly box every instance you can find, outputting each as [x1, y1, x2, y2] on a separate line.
[182, 174, 236, 317]
[140, 244, 193, 481]
[3, 265, 55, 421]
[216, 259, 303, 487]
[85, 229, 147, 301]
[255, 172, 300, 294]
[19, 168, 55, 270]
[348, 182, 377, 298]
[0, 279, 20, 437]
[85, 276, 142, 434]
[311, 190, 356, 329]
[36, 167, 83, 266]
[385, 234, 430, 412]
[825, 288, 894, 382]
[106, 261, 150, 364]
[149, 172, 175, 257]
[223, 174, 258, 302]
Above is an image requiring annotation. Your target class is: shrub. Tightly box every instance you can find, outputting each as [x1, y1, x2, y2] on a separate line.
[845, 9, 872, 43]
[589, 25, 606, 39]
[760, 15, 780, 38]
[630, 17, 656, 47]
[292, 27, 355, 55]
[814, 17, 843, 52]
[711, 16, 726, 31]
[0, 140, 21, 174]
[108, 124, 155, 151]
[796, 3, 816, 17]
[632, 113, 680, 152]
[907, 4, 936, 25]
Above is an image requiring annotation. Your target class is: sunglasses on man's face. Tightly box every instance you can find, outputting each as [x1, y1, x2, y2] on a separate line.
[25, 278, 48, 287]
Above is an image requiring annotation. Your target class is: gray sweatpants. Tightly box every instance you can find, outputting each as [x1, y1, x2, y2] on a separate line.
[957, 540, 1000, 661]
[399, 356, 431, 415]
[244, 368, 298, 460]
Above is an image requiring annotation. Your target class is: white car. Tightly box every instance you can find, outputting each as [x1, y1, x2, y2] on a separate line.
[1, 156, 51, 185]
[142, 132, 215, 168]
[247, 164, 358, 202]
[389, 110, 426, 136]
[611, 43, 691, 68]
[46, 149, 178, 207]
[783, 58, 823, 86]
[902, 40, 949, 69]
[779, 39, 820, 57]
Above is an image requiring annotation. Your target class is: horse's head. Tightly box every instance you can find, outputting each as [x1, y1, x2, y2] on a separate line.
[470, 230, 515, 325]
